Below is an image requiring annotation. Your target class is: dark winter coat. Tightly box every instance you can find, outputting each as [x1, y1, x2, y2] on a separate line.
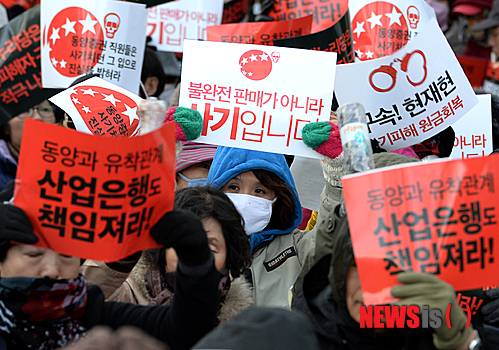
[81, 259, 221, 350]
[292, 209, 437, 350]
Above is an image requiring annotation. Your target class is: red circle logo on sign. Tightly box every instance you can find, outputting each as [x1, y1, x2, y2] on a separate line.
[70, 85, 141, 137]
[352, 1, 409, 61]
[46, 7, 104, 77]
[239, 50, 272, 81]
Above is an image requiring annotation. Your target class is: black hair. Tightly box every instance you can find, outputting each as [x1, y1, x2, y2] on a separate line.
[0, 124, 8, 142]
[0, 242, 11, 263]
[141, 48, 167, 98]
[0, 100, 61, 142]
[252, 169, 295, 231]
[143, 187, 251, 277]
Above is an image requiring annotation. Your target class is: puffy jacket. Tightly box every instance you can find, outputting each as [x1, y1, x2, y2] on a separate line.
[207, 146, 313, 307]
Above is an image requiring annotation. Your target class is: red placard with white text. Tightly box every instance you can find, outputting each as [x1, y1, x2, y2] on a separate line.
[207, 15, 313, 45]
[342, 156, 499, 305]
[13, 119, 176, 262]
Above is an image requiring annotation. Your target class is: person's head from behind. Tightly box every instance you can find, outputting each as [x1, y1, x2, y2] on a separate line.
[175, 142, 217, 190]
[0, 100, 56, 157]
[141, 47, 166, 98]
[145, 186, 251, 278]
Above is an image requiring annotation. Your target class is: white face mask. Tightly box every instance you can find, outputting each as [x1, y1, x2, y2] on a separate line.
[225, 193, 277, 236]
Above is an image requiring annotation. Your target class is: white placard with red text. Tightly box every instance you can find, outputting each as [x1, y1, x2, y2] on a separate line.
[41, 0, 147, 94]
[147, 0, 223, 53]
[335, 19, 478, 151]
[50, 77, 143, 137]
[349, 0, 435, 61]
[179, 40, 337, 159]
[450, 94, 493, 159]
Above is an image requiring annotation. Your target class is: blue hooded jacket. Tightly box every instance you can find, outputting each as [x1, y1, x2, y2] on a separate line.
[207, 146, 303, 252]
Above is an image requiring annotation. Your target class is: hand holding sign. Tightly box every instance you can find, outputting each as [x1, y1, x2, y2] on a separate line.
[302, 121, 343, 159]
[392, 273, 471, 350]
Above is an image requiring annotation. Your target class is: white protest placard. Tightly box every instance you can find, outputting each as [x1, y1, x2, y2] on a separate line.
[450, 94, 493, 159]
[290, 157, 326, 212]
[335, 19, 478, 151]
[50, 77, 143, 137]
[349, 0, 435, 61]
[179, 40, 337, 159]
[41, 0, 147, 94]
[147, 0, 224, 53]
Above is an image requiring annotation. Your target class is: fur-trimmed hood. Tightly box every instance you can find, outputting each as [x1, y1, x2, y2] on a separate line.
[129, 255, 254, 324]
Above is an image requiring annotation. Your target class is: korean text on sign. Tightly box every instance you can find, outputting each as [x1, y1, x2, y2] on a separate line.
[14, 119, 176, 262]
[180, 40, 337, 159]
[342, 156, 499, 306]
[147, 0, 223, 53]
[207, 15, 313, 45]
[269, 0, 348, 33]
[334, 19, 478, 150]
[40, 0, 147, 94]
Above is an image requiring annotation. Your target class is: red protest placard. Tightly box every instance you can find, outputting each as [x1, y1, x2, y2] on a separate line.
[13, 119, 176, 262]
[342, 155, 499, 305]
[457, 55, 488, 89]
[268, 0, 348, 33]
[207, 15, 313, 45]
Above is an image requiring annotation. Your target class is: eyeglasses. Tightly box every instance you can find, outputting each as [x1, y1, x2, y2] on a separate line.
[18, 106, 55, 120]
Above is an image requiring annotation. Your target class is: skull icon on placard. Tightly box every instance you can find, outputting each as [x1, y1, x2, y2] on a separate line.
[407, 6, 420, 29]
[104, 13, 120, 39]
[271, 52, 280, 63]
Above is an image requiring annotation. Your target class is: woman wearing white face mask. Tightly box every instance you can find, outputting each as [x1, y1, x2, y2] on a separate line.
[207, 146, 312, 308]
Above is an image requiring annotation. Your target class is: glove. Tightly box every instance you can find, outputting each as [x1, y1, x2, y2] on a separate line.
[482, 287, 499, 326]
[0, 180, 14, 202]
[302, 121, 343, 159]
[150, 209, 211, 267]
[163, 106, 203, 141]
[0, 204, 38, 244]
[391, 273, 472, 350]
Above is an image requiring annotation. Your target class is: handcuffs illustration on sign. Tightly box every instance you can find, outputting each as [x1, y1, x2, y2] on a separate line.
[369, 50, 427, 93]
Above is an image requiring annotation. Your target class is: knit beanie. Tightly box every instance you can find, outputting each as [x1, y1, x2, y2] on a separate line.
[176, 141, 217, 173]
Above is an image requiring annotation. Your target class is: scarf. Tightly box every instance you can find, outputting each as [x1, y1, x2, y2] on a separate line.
[144, 265, 230, 322]
[0, 274, 87, 350]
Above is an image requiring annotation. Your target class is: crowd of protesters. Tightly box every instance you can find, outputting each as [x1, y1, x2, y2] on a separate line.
[1, 0, 499, 350]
